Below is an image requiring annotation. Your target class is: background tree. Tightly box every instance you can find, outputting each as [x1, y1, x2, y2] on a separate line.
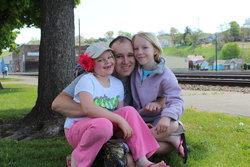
[243, 17, 250, 27]
[229, 21, 241, 41]
[118, 30, 132, 38]
[0, 0, 40, 54]
[175, 33, 184, 46]
[222, 30, 234, 42]
[170, 27, 178, 46]
[221, 42, 241, 60]
[190, 29, 202, 46]
[27, 37, 41, 45]
[104, 31, 114, 41]
[85, 37, 99, 44]
[242, 17, 250, 41]
[98, 37, 107, 42]
[182, 26, 192, 46]
[1, 0, 80, 140]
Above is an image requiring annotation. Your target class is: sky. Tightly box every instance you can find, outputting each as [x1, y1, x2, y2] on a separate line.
[15, 0, 250, 44]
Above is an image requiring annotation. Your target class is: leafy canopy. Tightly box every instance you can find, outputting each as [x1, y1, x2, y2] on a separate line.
[229, 21, 241, 41]
[221, 42, 241, 60]
[0, 0, 81, 54]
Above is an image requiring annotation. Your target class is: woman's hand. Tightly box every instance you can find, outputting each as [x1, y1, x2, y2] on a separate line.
[155, 117, 171, 135]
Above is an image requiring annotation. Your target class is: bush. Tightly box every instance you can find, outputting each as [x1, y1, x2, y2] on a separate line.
[221, 42, 241, 60]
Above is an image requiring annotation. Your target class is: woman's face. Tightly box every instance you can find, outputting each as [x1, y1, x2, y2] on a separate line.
[133, 36, 158, 67]
[93, 51, 115, 77]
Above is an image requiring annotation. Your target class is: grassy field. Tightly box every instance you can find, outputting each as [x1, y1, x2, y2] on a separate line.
[0, 83, 249, 167]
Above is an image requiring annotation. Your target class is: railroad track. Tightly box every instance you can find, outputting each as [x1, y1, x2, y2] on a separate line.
[174, 71, 250, 87]
[9, 71, 250, 87]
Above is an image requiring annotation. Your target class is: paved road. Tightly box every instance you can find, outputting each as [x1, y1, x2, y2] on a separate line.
[2, 75, 250, 117]
[3, 74, 38, 85]
[182, 90, 250, 117]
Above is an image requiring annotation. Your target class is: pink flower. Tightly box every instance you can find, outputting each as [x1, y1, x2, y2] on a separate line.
[78, 53, 95, 72]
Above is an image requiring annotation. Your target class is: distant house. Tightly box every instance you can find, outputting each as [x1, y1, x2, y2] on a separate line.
[187, 55, 204, 63]
[224, 59, 245, 70]
[10, 44, 88, 72]
[11, 45, 39, 72]
[212, 60, 226, 70]
[198, 36, 213, 43]
[187, 55, 204, 70]
[212, 59, 245, 71]
[200, 61, 209, 70]
[160, 39, 170, 47]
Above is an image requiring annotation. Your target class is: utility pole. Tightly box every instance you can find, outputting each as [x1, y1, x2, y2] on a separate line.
[242, 32, 245, 70]
[242, 30, 245, 57]
[215, 33, 218, 71]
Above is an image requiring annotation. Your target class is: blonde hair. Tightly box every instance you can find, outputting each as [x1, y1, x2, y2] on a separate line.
[132, 32, 162, 63]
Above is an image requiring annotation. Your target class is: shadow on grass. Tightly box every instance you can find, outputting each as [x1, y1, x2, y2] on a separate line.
[189, 140, 210, 160]
[149, 137, 211, 167]
[0, 108, 31, 122]
[0, 137, 70, 167]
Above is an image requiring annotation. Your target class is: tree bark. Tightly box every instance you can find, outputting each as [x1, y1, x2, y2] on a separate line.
[0, 82, 3, 89]
[1, 0, 75, 140]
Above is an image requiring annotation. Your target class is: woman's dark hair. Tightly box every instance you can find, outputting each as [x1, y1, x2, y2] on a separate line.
[109, 36, 132, 47]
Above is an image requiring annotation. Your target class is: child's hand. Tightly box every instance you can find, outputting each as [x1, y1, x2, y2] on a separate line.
[117, 118, 133, 140]
[155, 117, 171, 135]
[144, 102, 161, 113]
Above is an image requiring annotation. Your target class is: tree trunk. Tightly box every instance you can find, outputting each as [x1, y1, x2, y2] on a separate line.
[0, 82, 3, 89]
[0, 0, 75, 140]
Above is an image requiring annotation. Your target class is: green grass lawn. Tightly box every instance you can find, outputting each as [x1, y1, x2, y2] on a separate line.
[0, 84, 249, 167]
[0, 84, 37, 120]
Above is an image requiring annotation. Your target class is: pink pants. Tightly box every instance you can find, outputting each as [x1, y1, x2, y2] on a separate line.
[65, 106, 159, 167]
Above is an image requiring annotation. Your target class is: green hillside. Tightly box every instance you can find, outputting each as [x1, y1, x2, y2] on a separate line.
[163, 42, 250, 62]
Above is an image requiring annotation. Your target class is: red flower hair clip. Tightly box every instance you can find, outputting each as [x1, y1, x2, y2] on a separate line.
[78, 53, 95, 72]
